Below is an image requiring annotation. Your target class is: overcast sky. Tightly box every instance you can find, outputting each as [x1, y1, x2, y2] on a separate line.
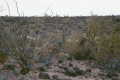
[0, 0, 120, 16]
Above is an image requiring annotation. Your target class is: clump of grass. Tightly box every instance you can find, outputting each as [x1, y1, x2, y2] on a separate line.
[3, 64, 15, 71]
[64, 69, 78, 77]
[38, 67, 47, 72]
[64, 67, 84, 77]
[20, 67, 30, 75]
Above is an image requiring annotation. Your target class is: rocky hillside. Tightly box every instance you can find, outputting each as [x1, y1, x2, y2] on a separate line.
[0, 16, 120, 80]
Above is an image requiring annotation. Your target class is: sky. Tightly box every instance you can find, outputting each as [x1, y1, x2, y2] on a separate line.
[0, 0, 120, 16]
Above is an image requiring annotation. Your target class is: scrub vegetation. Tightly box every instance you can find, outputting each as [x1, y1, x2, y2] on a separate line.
[0, 16, 120, 80]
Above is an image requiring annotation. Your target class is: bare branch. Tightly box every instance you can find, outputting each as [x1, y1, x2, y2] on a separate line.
[4, 0, 11, 16]
[13, 0, 20, 16]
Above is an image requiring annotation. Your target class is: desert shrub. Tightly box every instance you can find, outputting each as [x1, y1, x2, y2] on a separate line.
[64, 33, 93, 60]
[38, 66, 47, 72]
[0, 51, 8, 64]
[95, 33, 120, 63]
[20, 67, 30, 75]
[0, 23, 36, 72]
[64, 67, 84, 77]
[64, 32, 81, 54]
[87, 16, 120, 65]
[3, 64, 15, 70]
